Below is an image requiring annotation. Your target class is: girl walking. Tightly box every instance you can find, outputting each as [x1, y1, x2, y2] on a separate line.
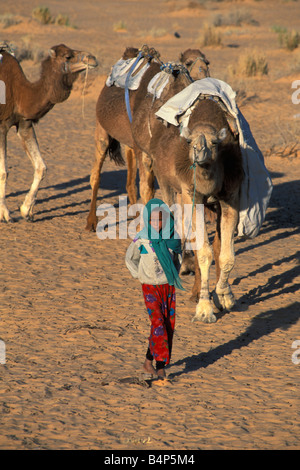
[125, 198, 184, 380]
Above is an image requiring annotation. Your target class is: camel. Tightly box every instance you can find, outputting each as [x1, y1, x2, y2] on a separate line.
[149, 97, 244, 323]
[0, 43, 97, 222]
[86, 46, 158, 231]
[85, 46, 210, 232]
[179, 48, 210, 80]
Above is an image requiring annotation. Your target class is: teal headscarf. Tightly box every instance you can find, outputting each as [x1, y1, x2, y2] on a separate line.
[136, 198, 184, 290]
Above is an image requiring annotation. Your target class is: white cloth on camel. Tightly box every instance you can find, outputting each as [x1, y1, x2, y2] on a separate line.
[155, 77, 273, 239]
[106, 56, 150, 90]
[147, 71, 172, 100]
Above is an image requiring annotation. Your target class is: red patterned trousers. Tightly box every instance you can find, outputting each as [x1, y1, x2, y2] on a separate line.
[141, 283, 176, 367]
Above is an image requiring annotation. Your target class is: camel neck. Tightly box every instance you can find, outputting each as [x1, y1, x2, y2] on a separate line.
[14, 57, 73, 121]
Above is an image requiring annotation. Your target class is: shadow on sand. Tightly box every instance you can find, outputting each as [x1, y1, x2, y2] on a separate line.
[170, 302, 299, 378]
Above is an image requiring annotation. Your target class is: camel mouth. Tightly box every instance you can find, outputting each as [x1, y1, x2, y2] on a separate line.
[70, 57, 98, 74]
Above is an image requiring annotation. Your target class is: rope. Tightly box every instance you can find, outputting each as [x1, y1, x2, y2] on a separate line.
[181, 157, 197, 251]
[188, 56, 210, 77]
[124, 51, 143, 123]
[185, 160, 197, 245]
[81, 65, 89, 119]
[124, 45, 162, 123]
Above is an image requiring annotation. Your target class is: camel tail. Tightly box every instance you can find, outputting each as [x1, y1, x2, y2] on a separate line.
[106, 136, 125, 166]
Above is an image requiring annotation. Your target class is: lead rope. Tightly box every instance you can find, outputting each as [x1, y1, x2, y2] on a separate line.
[182, 149, 197, 250]
[187, 158, 197, 244]
[81, 65, 89, 119]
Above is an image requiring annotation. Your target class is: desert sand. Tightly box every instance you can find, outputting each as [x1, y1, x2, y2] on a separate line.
[0, 0, 299, 450]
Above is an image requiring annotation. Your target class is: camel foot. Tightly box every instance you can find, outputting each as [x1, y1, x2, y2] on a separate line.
[19, 204, 34, 222]
[85, 222, 96, 232]
[0, 216, 14, 223]
[213, 287, 235, 311]
[85, 216, 98, 232]
[0, 205, 13, 223]
[189, 292, 199, 303]
[192, 299, 216, 323]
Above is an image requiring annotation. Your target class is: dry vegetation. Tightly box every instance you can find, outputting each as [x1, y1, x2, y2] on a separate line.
[32, 6, 75, 28]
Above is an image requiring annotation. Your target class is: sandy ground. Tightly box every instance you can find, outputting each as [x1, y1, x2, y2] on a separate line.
[0, 0, 299, 450]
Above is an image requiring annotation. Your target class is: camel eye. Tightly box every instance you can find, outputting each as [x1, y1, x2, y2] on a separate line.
[65, 55, 72, 60]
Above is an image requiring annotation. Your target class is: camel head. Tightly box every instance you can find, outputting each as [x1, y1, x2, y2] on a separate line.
[39, 44, 97, 102]
[122, 47, 139, 59]
[187, 125, 227, 166]
[179, 49, 210, 80]
[48, 44, 98, 76]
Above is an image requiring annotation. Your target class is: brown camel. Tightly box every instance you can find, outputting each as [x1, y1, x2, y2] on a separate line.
[149, 97, 244, 323]
[85, 46, 210, 231]
[0, 43, 97, 222]
[85, 46, 161, 231]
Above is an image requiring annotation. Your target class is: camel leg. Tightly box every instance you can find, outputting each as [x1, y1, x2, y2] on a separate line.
[138, 151, 155, 204]
[179, 192, 196, 277]
[212, 197, 238, 311]
[190, 205, 220, 302]
[179, 188, 215, 323]
[125, 146, 137, 205]
[17, 120, 47, 221]
[192, 224, 215, 323]
[86, 121, 109, 231]
[190, 257, 200, 302]
[0, 127, 11, 222]
[212, 204, 221, 282]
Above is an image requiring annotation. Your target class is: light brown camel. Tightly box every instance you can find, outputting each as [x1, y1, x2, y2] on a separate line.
[85, 46, 210, 232]
[179, 48, 210, 80]
[0, 43, 97, 222]
[149, 98, 244, 323]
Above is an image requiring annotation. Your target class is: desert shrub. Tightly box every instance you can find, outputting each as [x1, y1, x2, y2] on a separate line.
[54, 14, 70, 27]
[31, 6, 75, 28]
[213, 8, 258, 27]
[113, 20, 127, 32]
[229, 51, 268, 77]
[32, 6, 53, 24]
[199, 25, 222, 47]
[290, 50, 300, 72]
[0, 13, 21, 28]
[12, 37, 45, 63]
[272, 25, 300, 51]
[282, 30, 300, 51]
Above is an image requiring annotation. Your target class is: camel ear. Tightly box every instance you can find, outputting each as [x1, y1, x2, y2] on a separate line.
[49, 48, 56, 59]
[181, 127, 191, 141]
[217, 128, 227, 142]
